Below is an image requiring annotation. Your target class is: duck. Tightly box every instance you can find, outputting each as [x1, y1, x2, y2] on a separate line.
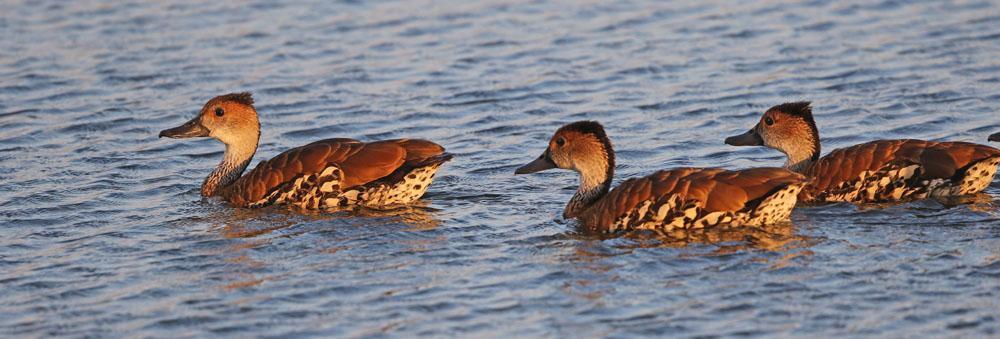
[514, 121, 808, 234]
[159, 92, 452, 209]
[724, 102, 1000, 204]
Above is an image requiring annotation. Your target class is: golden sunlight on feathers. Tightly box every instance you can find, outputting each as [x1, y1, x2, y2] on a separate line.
[516, 121, 807, 234]
[159, 93, 452, 209]
[726, 102, 1000, 204]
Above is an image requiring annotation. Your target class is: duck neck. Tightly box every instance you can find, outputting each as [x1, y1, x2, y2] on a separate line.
[778, 132, 820, 174]
[783, 146, 817, 173]
[565, 148, 614, 219]
[202, 141, 257, 197]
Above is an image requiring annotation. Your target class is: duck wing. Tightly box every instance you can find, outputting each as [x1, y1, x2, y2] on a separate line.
[803, 139, 1000, 202]
[580, 167, 806, 233]
[223, 138, 446, 207]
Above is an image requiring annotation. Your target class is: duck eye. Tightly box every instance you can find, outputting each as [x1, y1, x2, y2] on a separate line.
[764, 117, 774, 126]
[556, 137, 565, 147]
[215, 107, 224, 117]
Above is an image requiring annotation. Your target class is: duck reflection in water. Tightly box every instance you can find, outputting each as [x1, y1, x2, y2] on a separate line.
[199, 204, 443, 290]
[554, 219, 817, 303]
[214, 203, 443, 238]
[568, 219, 815, 254]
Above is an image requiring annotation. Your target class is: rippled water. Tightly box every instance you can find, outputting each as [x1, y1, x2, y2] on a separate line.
[2, 0, 999, 337]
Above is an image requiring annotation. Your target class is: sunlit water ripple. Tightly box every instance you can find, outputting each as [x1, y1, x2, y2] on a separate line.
[1, 0, 999, 337]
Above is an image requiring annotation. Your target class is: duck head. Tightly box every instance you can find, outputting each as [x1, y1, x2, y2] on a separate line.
[160, 92, 261, 197]
[725, 102, 820, 172]
[159, 92, 260, 146]
[990, 132, 999, 142]
[515, 121, 615, 218]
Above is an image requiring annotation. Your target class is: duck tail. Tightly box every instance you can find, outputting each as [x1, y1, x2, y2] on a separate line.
[410, 152, 454, 168]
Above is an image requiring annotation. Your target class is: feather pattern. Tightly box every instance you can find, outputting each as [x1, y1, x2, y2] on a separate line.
[516, 120, 806, 235]
[725, 102, 1000, 204]
[799, 139, 1000, 203]
[221, 138, 451, 208]
[579, 167, 807, 234]
[160, 93, 451, 210]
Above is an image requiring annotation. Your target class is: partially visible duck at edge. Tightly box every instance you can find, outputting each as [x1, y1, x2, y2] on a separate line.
[514, 121, 808, 235]
[159, 92, 453, 209]
[725, 102, 1000, 204]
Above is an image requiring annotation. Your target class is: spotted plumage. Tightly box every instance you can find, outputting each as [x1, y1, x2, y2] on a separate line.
[247, 153, 449, 209]
[602, 169, 807, 233]
[726, 102, 1000, 204]
[159, 93, 452, 210]
[516, 121, 807, 235]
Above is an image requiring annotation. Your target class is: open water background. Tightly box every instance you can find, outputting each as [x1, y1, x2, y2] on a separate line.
[1, 0, 999, 337]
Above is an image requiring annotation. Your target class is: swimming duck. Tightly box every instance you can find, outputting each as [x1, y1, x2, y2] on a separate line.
[159, 92, 452, 209]
[514, 121, 808, 234]
[725, 102, 1000, 204]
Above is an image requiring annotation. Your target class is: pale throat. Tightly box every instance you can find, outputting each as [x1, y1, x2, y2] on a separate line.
[564, 151, 612, 218]
[578, 161, 608, 192]
[773, 135, 818, 173]
[202, 134, 259, 197]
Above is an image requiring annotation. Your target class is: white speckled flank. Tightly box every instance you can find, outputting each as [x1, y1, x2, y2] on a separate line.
[815, 156, 1000, 203]
[249, 162, 446, 210]
[748, 182, 805, 225]
[361, 163, 444, 207]
[941, 156, 1000, 196]
[611, 182, 806, 233]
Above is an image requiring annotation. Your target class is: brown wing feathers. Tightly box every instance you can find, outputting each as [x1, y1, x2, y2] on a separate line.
[804, 139, 1000, 195]
[336, 141, 406, 188]
[395, 139, 446, 161]
[584, 168, 805, 228]
[224, 138, 446, 206]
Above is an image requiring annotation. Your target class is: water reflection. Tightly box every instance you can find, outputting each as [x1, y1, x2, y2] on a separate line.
[194, 204, 445, 290]
[844, 192, 998, 213]
[349, 203, 444, 231]
[212, 203, 443, 239]
[215, 208, 306, 239]
[558, 220, 817, 302]
[4, 0, 999, 335]
[939, 193, 998, 214]
[565, 220, 815, 254]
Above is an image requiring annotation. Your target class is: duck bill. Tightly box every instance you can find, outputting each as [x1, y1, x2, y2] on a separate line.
[159, 117, 209, 139]
[724, 127, 763, 146]
[515, 151, 557, 174]
[989, 132, 1000, 142]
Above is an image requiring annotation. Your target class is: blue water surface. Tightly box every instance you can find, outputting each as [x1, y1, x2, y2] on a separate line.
[1, 0, 998, 337]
